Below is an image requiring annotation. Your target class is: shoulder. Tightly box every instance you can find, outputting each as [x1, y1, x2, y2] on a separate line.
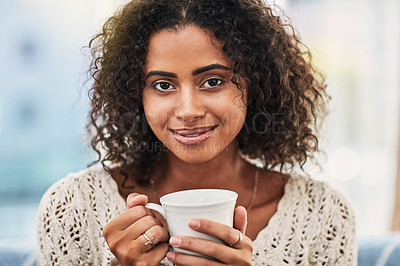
[285, 175, 357, 264]
[37, 165, 125, 264]
[286, 175, 355, 221]
[253, 175, 357, 264]
[39, 165, 116, 206]
[37, 164, 125, 220]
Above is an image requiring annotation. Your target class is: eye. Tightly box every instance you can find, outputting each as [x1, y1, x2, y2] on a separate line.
[202, 78, 223, 88]
[153, 81, 175, 91]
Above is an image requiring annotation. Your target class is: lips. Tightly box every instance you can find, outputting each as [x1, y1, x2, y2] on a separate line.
[171, 126, 217, 145]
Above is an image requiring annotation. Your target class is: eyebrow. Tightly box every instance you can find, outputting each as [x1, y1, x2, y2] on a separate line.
[192, 64, 230, 76]
[145, 71, 177, 79]
[145, 64, 230, 79]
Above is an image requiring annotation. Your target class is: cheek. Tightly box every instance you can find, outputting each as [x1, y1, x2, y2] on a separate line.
[143, 93, 172, 130]
[217, 104, 247, 135]
[231, 93, 247, 129]
[232, 106, 247, 130]
[230, 92, 247, 124]
[144, 108, 168, 130]
[142, 92, 160, 128]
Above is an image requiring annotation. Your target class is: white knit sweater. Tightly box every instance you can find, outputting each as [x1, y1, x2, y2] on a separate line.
[37, 165, 357, 265]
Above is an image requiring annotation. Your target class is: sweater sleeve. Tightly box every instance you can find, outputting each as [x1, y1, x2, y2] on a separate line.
[308, 181, 358, 265]
[36, 175, 93, 265]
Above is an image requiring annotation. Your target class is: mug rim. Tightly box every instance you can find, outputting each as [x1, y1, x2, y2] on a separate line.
[159, 188, 238, 207]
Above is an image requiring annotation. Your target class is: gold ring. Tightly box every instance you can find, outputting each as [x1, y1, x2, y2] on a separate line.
[231, 230, 243, 247]
[143, 233, 155, 248]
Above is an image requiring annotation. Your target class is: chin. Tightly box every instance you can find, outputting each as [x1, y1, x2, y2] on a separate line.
[173, 152, 216, 164]
[165, 138, 236, 164]
[167, 147, 220, 164]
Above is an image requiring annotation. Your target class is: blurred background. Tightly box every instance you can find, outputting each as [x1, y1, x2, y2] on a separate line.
[0, 0, 399, 264]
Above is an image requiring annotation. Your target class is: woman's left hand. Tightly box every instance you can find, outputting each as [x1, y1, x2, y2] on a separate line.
[166, 206, 253, 265]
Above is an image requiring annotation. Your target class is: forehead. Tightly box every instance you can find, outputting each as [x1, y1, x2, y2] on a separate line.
[145, 26, 231, 71]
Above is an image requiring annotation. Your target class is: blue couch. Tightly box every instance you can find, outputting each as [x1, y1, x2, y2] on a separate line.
[358, 233, 400, 266]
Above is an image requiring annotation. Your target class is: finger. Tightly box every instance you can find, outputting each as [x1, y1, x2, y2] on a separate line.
[106, 215, 157, 250]
[105, 216, 168, 261]
[103, 215, 154, 260]
[233, 206, 247, 235]
[127, 193, 148, 208]
[123, 214, 160, 242]
[230, 230, 243, 248]
[166, 250, 221, 266]
[138, 224, 170, 252]
[121, 242, 169, 265]
[169, 235, 252, 264]
[169, 236, 224, 261]
[103, 205, 149, 237]
[142, 243, 170, 263]
[188, 218, 246, 247]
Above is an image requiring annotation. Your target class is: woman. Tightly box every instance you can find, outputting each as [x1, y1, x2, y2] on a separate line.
[37, 0, 357, 265]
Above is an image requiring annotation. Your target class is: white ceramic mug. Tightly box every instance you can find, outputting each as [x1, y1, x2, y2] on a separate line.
[146, 189, 238, 257]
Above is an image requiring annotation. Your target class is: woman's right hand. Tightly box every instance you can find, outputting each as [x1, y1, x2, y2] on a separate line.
[103, 193, 170, 266]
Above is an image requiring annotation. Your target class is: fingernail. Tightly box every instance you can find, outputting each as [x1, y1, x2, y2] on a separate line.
[189, 219, 201, 229]
[167, 252, 176, 261]
[127, 194, 138, 206]
[170, 236, 181, 247]
[127, 197, 134, 207]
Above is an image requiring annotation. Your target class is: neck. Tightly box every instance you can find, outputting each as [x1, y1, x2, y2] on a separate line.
[159, 143, 250, 193]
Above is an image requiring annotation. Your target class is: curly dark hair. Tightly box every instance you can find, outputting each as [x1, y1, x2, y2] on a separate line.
[87, 0, 328, 186]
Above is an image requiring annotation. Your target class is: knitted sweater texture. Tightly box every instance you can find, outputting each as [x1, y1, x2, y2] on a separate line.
[37, 165, 357, 265]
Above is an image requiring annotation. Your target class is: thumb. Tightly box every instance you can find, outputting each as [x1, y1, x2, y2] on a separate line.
[233, 206, 247, 235]
[126, 193, 149, 208]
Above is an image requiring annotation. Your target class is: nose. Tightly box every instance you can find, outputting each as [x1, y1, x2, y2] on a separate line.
[174, 86, 206, 122]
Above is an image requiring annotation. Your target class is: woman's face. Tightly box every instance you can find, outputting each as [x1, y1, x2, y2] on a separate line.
[142, 26, 247, 164]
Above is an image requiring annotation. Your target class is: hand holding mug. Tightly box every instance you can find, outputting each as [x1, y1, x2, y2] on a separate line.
[166, 206, 253, 265]
[102, 193, 169, 266]
[146, 189, 253, 264]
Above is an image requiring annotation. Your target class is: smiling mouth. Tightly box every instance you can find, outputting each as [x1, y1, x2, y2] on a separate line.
[170, 126, 217, 145]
